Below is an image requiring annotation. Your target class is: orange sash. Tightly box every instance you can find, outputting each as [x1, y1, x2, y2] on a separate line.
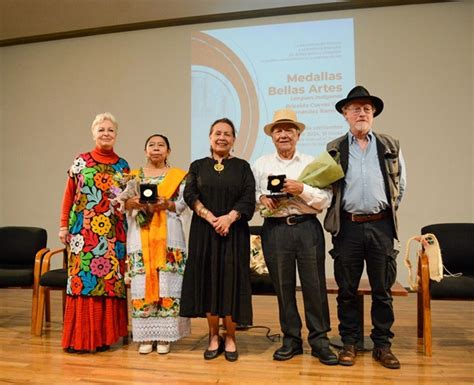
[139, 168, 186, 303]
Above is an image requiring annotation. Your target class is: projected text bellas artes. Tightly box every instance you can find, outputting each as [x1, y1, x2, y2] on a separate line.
[287, 72, 342, 82]
[268, 86, 305, 95]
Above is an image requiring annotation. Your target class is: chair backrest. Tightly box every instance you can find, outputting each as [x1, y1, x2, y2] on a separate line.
[421, 223, 474, 275]
[0, 226, 47, 268]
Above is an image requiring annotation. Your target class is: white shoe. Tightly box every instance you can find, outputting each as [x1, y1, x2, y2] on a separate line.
[157, 342, 170, 354]
[138, 343, 154, 354]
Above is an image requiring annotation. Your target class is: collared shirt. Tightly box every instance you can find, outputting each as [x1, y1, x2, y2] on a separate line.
[252, 151, 333, 217]
[343, 131, 407, 214]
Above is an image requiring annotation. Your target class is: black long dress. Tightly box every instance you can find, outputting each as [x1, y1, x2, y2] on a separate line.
[180, 157, 256, 325]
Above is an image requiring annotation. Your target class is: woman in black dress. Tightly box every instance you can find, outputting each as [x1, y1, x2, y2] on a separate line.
[180, 118, 255, 362]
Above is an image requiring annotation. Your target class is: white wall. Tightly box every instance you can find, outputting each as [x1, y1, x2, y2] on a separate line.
[0, 1, 472, 285]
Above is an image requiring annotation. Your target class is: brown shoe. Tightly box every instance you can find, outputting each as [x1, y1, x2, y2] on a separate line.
[338, 345, 356, 366]
[372, 347, 401, 369]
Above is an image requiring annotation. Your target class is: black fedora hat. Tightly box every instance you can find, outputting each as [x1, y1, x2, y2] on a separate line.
[335, 86, 384, 117]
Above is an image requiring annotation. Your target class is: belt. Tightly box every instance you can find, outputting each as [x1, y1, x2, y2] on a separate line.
[342, 210, 391, 223]
[265, 214, 315, 226]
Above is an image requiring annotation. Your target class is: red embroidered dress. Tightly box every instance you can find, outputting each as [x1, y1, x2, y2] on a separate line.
[61, 147, 129, 351]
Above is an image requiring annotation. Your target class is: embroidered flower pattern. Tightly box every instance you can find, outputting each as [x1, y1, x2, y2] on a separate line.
[66, 152, 129, 298]
[131, 297, 181, 318]
[161, 297, 174, 309]
[157, 297, 180, 317]
[94, 172, 113, 191]
[74, 195, 88, 213]
[90, 214, 112, 235]
[70, 276, 83, 295]
[90, 257, 110, 277]
[128, 251, 146, 277]
[70, 234, 84, 254]
[71, 157, 86, 174]
[162, 247, 187, 274]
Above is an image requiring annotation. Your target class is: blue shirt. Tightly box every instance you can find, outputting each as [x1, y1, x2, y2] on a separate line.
[342, 131, 406, 214]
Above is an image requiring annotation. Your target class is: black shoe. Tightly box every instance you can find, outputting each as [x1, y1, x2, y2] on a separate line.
[273, 345, 303, 361]
[203, 337, 224, 360]
[96, 345, 110, 352]
[224, 350, 239, 362]
[65, 347, 87, 354]
[311, 346, 339, 365]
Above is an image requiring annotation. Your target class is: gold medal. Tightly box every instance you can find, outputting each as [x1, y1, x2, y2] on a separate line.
[271, 179, 280, 186]
[214, 162, 224, 173]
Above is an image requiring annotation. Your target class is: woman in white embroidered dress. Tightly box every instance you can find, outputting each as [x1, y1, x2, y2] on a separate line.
[123, 134, 190, 354]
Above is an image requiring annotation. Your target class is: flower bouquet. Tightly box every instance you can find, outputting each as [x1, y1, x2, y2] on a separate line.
[260, 151, 344, 217]
[109, 172, 153, 227]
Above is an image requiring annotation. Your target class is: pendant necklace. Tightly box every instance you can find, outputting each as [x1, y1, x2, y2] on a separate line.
[213, 154, 229, 173]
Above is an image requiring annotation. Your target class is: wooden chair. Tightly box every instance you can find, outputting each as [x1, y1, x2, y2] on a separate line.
[249, 226, 276, 296]
[0, 226, 48, 334]
[417, 223, 474, 356]
[239, 226, 279, 340]
[34, 247, 68, 336]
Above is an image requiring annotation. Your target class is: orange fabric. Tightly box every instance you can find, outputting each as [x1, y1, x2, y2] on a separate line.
[141, 168, 187, 303]
[90, 146, 119, 164]
[61, 296, 128, 351]
[60, 177, 75, 227]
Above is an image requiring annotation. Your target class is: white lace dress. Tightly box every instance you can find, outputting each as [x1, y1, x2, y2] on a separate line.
[126, 175, 191, 342]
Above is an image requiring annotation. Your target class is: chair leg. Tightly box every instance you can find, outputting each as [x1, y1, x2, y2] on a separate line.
[45, 289, 51, 322]
[34, 285, 46, 336]
[417, 287, 424, 338]
[420, 253, 432, 356]
[417, 256, 424, 340]
[31, 289, 38, 335]
[31, 247, 48, 335]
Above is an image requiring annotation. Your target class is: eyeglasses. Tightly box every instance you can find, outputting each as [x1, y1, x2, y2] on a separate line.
[345, 106, 374, 115]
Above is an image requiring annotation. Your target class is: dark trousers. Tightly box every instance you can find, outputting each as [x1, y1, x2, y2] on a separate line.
[331, 217, 397, 347]
[262, 217, 331, 349]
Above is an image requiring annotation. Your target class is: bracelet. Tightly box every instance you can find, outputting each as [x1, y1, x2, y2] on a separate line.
[227, 210, 240, 222]
[198, 207, 208, 218]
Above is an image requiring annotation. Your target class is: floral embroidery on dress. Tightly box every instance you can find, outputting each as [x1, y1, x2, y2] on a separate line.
[162, 248, 187, 274]
[128, 250, 146, 277]
[126, 171, 191, 341]
[71, 157, 86, 174]
[132, 297, 181, 318]
[66, 152, 129, 298]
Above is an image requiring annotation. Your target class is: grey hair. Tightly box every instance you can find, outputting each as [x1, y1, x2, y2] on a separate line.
[91, 112, 118, 133]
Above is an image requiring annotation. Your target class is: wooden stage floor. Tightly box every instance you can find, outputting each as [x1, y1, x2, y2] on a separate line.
[0, 289, 473, 384]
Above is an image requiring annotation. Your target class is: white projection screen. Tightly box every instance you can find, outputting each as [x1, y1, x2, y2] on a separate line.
[191, 18, 355, 163]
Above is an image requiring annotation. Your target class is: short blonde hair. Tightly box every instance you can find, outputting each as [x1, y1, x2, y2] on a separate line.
[91, 112, 118, 133]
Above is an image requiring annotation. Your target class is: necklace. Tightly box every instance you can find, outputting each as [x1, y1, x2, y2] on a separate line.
[213, 155, 229, 173]
[214, 162, 224, 173]
[143, 165, 168, 178]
